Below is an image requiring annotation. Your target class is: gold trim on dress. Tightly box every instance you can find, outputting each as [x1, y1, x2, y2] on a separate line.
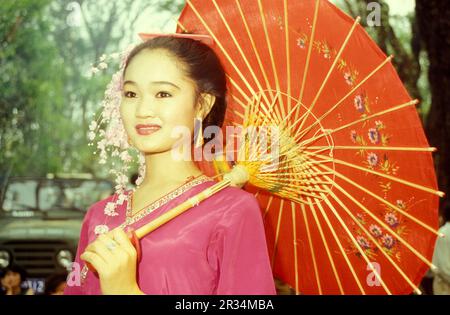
[120, 174, 214, 229]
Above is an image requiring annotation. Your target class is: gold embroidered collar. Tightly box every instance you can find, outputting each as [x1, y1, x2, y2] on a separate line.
[120, 174, 213, 228]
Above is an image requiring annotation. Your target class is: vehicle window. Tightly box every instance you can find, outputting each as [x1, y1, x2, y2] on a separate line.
[2, 178, 113, 213]
[38, 184, 62, 211]
[2, 180, 38, 211]
[49, 180, 113, 211]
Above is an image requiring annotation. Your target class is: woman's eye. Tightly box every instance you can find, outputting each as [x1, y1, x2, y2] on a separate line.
[156, 91, 172, 98]
[124, 91, 137, 98]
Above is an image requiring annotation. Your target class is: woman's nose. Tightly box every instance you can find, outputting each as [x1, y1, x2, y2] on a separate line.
[135, 94, 156, 118]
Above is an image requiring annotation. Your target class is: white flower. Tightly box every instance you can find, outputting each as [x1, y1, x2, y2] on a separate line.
[384, 212, 399, 227]
[344, 72, 354, 85]
[117, 193, 128, 205]
[350, 130, 358, 143]
[356, 236, 371, 249]
[89, 121, 98, 131]
[135, 176, 144, 186]
[396, 199, 406, 209]
[94, 225, 109, 235]
[99, 54, 107, 62]
[98, 62, 108, 70]
[369, 224, 382, 237]
[354, 94, 365, 112]
[135, 153, 146, 187]
[367, 152, 378, 167]
[381, 234, 395, 249]
[119, 150, 132, 163]
[97, 139, 106, 151]
[88, 131, 96, 141]
[368, 128, 380, 144]
[90, 67, 99, 75]
[104, 201, 118, 216]
[296, 38, 306, 49]
[115, 173, 129, 187]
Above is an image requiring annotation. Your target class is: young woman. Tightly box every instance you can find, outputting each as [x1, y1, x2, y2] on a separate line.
[63, 36, 276, 295]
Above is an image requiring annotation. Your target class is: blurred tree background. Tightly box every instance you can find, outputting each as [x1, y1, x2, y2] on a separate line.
[0, 0, 183, 179]
[0, 0, 448, 203]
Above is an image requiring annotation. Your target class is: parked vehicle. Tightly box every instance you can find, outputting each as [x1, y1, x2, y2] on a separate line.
[0, 174, 113, 294]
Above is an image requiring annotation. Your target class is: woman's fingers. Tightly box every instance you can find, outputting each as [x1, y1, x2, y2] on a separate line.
[112, 228, 137, 259]
[82, 229, 137, 270]
[86, 235, 116, 264]
[80, 251, 108, 272]
[98, 230, 134, 266]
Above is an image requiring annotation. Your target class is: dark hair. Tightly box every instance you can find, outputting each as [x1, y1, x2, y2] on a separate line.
[442, 201, 450, 223]
[124, 36, 228, 144]
[44, 272, 67, 295]
[0, 264, 27, 282]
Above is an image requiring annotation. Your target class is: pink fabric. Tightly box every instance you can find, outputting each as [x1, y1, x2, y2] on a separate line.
[64, 180, 276, 295]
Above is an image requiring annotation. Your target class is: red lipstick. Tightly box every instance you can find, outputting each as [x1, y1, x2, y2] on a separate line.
[135, 124, 161, 136]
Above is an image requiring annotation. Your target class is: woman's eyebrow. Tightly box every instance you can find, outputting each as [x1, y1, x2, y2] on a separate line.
[151, 81, 181, 90]
[123, 80, 180, 90]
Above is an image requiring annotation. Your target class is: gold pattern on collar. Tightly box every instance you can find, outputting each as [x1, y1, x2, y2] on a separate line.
[119, 174, 213, 229]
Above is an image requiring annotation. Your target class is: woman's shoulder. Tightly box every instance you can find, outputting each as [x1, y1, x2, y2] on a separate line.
[203, 182, 261, 217]
[202, 179, 258, 202]
[203, 184, 265, 237]
[220, 185, 258, 203]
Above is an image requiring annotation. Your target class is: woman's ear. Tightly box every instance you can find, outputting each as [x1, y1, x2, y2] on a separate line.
[197, 93, 216, 119]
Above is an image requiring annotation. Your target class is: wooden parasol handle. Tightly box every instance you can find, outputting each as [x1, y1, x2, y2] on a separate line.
[134, 178, 231, 239]
[86, 179, 231, 273]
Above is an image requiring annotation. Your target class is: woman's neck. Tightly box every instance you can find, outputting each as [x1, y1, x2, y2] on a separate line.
[129, 149, 204, 216]
[139, 149, 203, 189]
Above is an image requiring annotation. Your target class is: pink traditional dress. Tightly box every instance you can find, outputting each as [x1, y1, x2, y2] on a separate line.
[64, 175, 276, 295]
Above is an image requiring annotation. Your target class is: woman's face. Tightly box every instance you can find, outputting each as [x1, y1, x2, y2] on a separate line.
[1, 271, 21, 289]
[120, 49, 199, 154]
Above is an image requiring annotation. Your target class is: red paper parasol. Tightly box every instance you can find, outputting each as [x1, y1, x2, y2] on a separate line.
[174, 0, 443, 295]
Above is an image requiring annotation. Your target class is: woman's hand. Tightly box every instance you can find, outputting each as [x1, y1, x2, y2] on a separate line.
[80, 227, 144, 295]
[1, 278, 13, 295]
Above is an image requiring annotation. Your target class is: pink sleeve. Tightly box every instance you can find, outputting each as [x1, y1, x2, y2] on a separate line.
[208, 193, 276, 295]
[63, 208, 93, 295]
